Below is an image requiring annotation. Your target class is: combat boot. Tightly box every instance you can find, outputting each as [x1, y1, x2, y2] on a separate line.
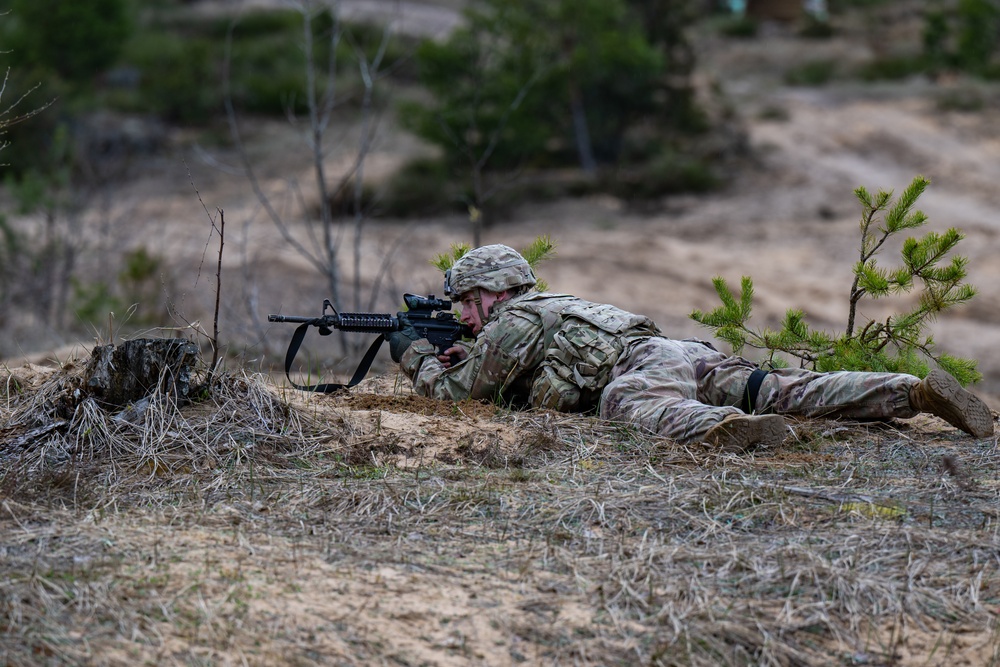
[703, 413, 787, 453]
[909, 370, 994, 438]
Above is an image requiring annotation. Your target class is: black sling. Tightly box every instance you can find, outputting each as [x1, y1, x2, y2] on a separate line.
[281, 322, 385, 393]
[739, 368, 770, 414]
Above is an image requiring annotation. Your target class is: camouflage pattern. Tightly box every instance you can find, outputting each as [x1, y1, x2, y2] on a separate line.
[444, 244, 537, 300]
[401, 292, 658, 410]
[400, 292, 921, 444]
[600, 337, 918, 443]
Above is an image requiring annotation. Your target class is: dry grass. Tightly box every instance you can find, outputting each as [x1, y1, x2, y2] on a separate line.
[1, 362, 999, 666]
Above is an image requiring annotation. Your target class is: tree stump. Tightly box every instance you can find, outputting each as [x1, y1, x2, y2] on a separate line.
[83, 338, 201, 409]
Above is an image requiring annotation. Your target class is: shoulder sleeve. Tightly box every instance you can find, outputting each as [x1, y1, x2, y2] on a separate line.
[401, 308, 546, 402]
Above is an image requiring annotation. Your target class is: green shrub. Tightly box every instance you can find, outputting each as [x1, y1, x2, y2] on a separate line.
[221, 12, 413, 114]
[405, 0, 699, 175]
[956, 0, 1000, 74]
[798, 16, 835, 39]
[8, 0, 132, 84]
[0, 214, 22, 304]
[921, 0, 1000, 78]
[922, 8, 951, 72]
[718, 15, 759, 38]
[119, 246, 166, 324]
[379, 157, 464, 218]
[784, 59, 837, 86]
[320, 179, 381, 219]
[237, 70, 313, 116]
[113, 8, 413, 121]
[0, 72, 66, 176]
[857, 55, 925, 81]
[341, 21, 421, 81]
[206, 9, 304, 39]
[757, 105, 791, 122]
[122, 33, 218, 124]
[833, 0, 893, 7]
[72, 279, 122, 326]
[120, 246, 161, 285]
[611, 151, 717, 200]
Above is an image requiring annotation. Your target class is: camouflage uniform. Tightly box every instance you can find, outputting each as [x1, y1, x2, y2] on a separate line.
[396, 244, 990, 444]
[400, 290, 920, 444]
[599, 336, 916, 443]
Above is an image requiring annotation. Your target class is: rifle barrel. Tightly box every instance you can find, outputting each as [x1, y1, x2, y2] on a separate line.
[267, 314, 317, 324]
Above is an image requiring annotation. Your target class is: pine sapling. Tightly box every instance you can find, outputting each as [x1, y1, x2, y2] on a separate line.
[690, 176, 981, 384]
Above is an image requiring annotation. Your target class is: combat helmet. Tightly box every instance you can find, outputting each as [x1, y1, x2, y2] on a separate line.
[444, 244, 537, 300]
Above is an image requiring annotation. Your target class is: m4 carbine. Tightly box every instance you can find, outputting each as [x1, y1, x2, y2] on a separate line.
[268, 293, 471, 392]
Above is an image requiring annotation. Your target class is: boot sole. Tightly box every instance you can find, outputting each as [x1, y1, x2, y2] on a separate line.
[924, 370, 995, 439]
[707, 414, 787, 453]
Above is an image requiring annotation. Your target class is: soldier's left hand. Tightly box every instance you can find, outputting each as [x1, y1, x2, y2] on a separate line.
[385, 314, 421, 362]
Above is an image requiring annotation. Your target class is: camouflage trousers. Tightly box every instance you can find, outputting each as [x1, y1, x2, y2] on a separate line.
[598, 338, 919, 444]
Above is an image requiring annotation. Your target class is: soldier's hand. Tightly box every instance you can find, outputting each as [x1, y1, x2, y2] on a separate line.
[437, 345, 468, 368]
[385, 314, 421, 362]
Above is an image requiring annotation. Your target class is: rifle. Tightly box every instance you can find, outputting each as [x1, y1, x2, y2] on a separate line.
[268, 293, 471, 393]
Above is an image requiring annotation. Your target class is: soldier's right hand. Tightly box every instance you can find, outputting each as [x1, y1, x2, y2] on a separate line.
[438, 345, 468, 368]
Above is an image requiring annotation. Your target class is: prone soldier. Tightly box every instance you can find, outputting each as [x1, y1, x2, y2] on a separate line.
[385, 244, 995, 451]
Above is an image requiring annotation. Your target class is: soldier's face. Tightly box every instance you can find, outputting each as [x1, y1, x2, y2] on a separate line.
[459, 289, 504, 334]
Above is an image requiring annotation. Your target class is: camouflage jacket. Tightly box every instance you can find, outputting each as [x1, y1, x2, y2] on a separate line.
[400, 292, 660, 411]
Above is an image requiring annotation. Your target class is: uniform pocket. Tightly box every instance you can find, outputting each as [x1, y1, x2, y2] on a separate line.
[550, 325, 621, 391]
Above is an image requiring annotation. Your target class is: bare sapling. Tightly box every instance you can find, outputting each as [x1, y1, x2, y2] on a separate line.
[167, 176, 226, 391]
[221, 1, 403, 360]
[209, 208, 225, 384]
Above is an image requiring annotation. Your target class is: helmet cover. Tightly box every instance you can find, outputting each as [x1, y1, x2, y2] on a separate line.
[444, 244, 537, 300]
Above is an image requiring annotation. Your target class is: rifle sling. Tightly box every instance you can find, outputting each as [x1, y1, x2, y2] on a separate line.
[740, 368, 770, 414]
[283, 322, 385, 393]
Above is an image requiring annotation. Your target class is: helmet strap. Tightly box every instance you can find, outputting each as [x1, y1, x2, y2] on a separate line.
[473, 288, 489, 325]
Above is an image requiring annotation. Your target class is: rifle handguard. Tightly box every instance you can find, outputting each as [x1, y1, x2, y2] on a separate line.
[334, 313, 398, 333]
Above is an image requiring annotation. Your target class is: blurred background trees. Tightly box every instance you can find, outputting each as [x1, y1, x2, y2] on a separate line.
[396, 0, 711, 243]
[7, 0, 132, 84]
[1, 0, 998, 358]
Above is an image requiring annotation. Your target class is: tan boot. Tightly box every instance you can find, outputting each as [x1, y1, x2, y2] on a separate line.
[703, 413, 787, 453]
[909, 370, 995, 438]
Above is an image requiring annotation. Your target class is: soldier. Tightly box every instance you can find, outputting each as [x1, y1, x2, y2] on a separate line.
[386, 244, 995, 452]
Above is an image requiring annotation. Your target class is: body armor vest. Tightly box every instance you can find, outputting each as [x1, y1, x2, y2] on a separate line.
[504, 293, 660, 412]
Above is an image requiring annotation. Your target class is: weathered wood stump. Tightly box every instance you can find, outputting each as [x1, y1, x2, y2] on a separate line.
[83, 338, 201, 409]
